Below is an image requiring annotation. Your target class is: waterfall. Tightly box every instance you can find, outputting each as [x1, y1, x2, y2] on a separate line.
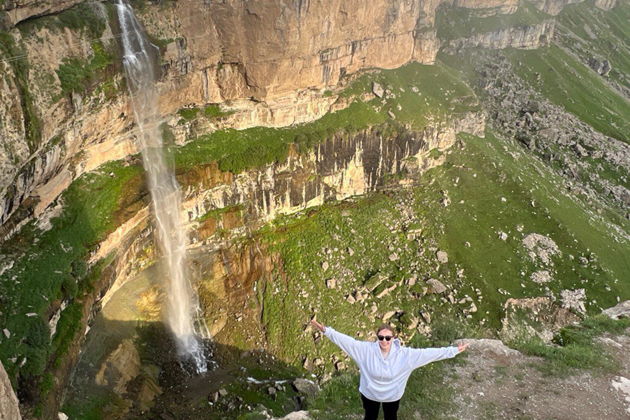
[115, 0, 207, 373]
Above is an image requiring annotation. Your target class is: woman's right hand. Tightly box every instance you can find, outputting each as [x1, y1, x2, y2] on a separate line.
[310, 319, 326, 333]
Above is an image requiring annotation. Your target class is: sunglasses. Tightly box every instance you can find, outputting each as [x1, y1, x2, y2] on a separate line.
[377, 335, 393, 341]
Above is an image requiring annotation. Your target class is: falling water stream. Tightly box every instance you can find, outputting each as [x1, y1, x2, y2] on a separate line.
[115, 0, 207, 373]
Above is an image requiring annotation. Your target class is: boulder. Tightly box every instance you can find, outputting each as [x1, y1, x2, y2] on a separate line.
[501, 297, 580, 343]
[426, 278, 447, 294]
[0, 361, 21, 420]
[602, 300, 630, 320]
[560, 289, 587, 314]
[436, 251, 449, 264]
[453, 338, 521, 357]
[372, 82, 385, 98]
[292, 378, 320, 398]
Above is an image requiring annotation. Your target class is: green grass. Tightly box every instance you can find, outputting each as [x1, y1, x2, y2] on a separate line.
[175, 61, 478, 174]
[309, 334, 460, 420]
[0, 31, 41, 151]
[17, 2, 106, 39]
[511, 315, 630, 376]
[555, 1, 630, 93]
[505, 45, 630, 142]
[436, 3, 550, 41]
[175, 101, 386, 174]
[253, 129, 630, 368]
[0, 162, 142, 389]
[56, 41, 114, 96]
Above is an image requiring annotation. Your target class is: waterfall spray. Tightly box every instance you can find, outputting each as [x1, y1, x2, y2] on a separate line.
[115, 0, 207, 373]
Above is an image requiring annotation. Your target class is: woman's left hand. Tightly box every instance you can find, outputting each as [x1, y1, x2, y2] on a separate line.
[457, 342, 470, 353]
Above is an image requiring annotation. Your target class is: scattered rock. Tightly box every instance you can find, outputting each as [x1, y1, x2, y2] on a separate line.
[531, 270, 552, 284]
[426, 279, 447, 294]
[560, 289, 587, 314]
[454, 338, 521, 357]
[387, 110, 396, 119]
[292, 378, 320, 397]
[522, 233, 560, 265]
[602, 300, 630, 319]
[273, 411, 312, 420]
[501, 297, 581, 343]
[372, 82, 385, 98]
[1, 361, 21, 420]
[611, 377, 630, 415]
[436, 250, 449, 264]
[498, 231, 508, 241]
[388, 253, 399, 262]
[321, 261, 329, 271]
[218, 388, 228, 397]
[382, 311, 396, 322]
[420, 311, 432, 324]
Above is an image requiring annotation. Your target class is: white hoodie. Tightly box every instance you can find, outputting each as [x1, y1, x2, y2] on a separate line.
[324, 326, 459, 402]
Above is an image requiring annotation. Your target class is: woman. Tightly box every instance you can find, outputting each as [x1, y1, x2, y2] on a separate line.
[310, 320, 468, 420]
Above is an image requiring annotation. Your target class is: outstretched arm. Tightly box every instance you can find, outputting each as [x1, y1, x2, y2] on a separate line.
[310, 319, 366, 363]
[407, 342, 468, 370]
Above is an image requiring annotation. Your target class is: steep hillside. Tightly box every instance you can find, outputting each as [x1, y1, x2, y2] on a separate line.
[0, 0, 628, 419]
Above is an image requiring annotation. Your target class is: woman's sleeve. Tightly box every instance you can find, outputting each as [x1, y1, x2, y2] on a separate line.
[324, 327, 366, 363]
[407, 346, 459, 370]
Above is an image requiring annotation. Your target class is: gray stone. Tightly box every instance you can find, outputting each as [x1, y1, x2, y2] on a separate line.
[426, 278, 447, 294]
[1, 361, 21, 420]
[436, 251, 448, 264]
[602, 300, 630, 320]
[453, 338, 521, 357]
[292, 378, 320, 397]
[372, 82, 385, 98]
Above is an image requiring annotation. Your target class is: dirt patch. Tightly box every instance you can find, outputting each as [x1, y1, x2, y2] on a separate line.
[450, 331, 630, 419]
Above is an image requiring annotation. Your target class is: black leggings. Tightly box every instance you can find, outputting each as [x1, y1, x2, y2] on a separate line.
[361, 393, 400, 420]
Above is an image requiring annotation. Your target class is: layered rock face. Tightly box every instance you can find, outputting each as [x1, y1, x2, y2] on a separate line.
[1, 0, 83, 27]
[442, 20, 555, 53]
[97, 112, 485, 304]
[0, 0, 548, 237]
[0, 361, 21, 420]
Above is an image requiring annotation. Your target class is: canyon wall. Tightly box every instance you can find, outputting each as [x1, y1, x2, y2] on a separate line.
[0, 362, 21, 420]
[0, 0, 560, 239]
[97, 112, 485, 306]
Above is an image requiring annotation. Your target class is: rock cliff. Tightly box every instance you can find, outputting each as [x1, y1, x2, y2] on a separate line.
[0, 361, 21, 420]
[0, 0, 556, 237]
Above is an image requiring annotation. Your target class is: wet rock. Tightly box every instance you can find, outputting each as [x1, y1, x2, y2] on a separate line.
[95, 339, 141, 394]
